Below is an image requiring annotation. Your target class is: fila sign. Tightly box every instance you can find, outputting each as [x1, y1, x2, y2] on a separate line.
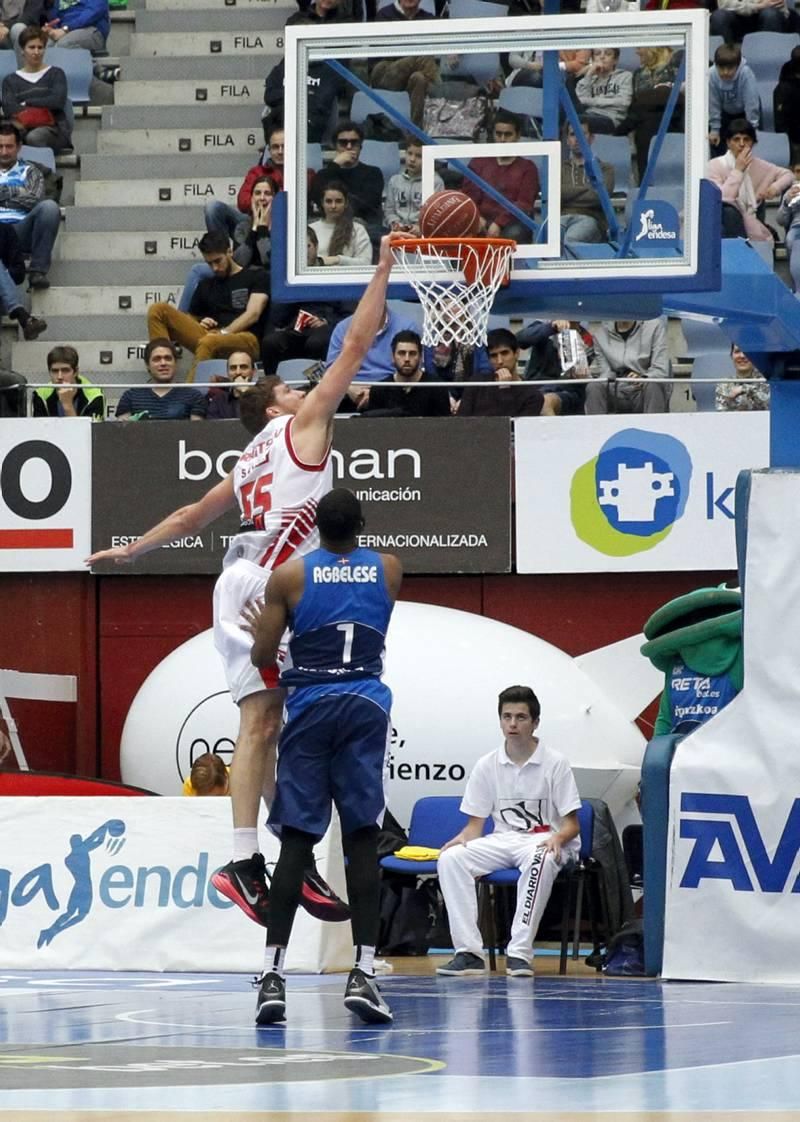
[0, 420, 91, 570]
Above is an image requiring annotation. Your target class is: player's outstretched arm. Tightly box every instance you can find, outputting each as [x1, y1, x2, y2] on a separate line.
[249, 564, 295, 669]
[293, 234, 397, 432]
[86, 474, 236, 566]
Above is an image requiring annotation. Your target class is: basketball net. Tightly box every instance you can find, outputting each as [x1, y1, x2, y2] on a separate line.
[391, 237, 516, 348]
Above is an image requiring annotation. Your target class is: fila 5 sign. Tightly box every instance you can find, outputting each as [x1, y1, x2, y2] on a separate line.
[0, 420, 91, 570]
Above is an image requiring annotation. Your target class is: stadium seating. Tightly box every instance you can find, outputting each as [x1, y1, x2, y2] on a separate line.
[44, 46, 93, 105]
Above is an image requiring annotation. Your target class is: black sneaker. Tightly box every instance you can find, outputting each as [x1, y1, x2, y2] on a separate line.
[27, 271, 50, 290]
[344, 967, 393, 1025]
[21, 315, 47, 341]
[506, 956, 534, 977]
[210, 853, 269, 926]
[435, 952, 486, 976]
[301, 867, 350, 922]
[253, 971, 285, 1025]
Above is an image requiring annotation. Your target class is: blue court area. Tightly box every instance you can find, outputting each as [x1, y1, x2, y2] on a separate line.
[3, 969, 800, 1115]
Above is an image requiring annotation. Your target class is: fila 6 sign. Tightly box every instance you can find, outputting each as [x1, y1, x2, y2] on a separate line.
[0, 420, 92, 570]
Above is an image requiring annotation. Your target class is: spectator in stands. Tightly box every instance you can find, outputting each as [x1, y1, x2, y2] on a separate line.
[456, 328, 550, 417]
[2, 27, 71, 153]
[264, 52, 347, 146]
[708, 44, 760, 159]
[149, 231, 268, 382]
[261, 229, 352, 373]
[585, 318, 671, 414]
[778, 163, 800, 290]
[575, 48, 633, 136]
[0, 121, 60, 289]
[289, 0, 353, 25]
[325, 299, 419, 409]
[181, 176, 275, 313]
[310, 181, 372, 266]
[361, 330, 451, 417]
[310, 121, 385, 243]
[183, 751, 230, 796]
[371, 0, 437, 128]
[42, 0, 109, 52]
[560, 118, 614, 244]
[205, 124, 287, 244]
[0, 367, 26, 415]
[32, 344, 104, 418]
[506, 49, 591, 92]
[715, 343, 770, 410]
[206, 350, 257, 420]
[0, 0, 44, 52]
[711, 0, 793, 45]
[384, 138, 443, 234]
[0, 221, 45, 338]
[622, 47, 684, 182]
[116, 339, 207, 421]
[461, 110, 539, 244]
[774, 46, 800, 166]
[706, 118, 792, 242]
[517, 319, 592, 415]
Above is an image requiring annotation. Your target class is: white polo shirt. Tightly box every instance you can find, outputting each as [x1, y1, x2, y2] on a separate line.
[460, 740, 582, 854]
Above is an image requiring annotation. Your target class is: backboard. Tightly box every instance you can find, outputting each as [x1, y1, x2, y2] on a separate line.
[274, 10, 718, 315]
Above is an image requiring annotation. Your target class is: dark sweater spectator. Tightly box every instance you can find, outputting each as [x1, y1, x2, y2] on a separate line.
[517, 319, 592, 415]
[2, 27, 71, 152]
[774, 46, 800, 165]
[457, 328, 547, 417]
[32, 345, 104, 418]
[310, 121, 385, 239]
[461, 111, 539, 244]
[206, 350, 257, 420]
[361, 330, 451, 417]
[116, 339, 207, 421]
[264, 54, 347, 145]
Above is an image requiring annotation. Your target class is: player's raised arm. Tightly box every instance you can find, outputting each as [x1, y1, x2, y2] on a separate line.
[85, 474, 236, 566]
[293, 234, 397, 434]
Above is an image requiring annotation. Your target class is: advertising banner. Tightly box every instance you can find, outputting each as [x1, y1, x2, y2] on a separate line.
[514, 413, 769, 573]
[0, 418, 92, 571]
[662, 472, 800, 983]
[0, 797, 351, 973]
[91, 417, 511, 575]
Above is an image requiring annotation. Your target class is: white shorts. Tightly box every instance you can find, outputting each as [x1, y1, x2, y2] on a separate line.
[213, 558, 283, 705]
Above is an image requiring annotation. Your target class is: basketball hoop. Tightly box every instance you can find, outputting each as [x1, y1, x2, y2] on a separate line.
[391, 236, 516, 348]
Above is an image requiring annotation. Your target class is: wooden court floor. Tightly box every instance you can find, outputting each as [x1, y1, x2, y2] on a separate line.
[2, 955, 800, 1122]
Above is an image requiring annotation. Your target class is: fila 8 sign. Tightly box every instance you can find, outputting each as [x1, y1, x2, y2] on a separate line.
[0, 420, 91, 571]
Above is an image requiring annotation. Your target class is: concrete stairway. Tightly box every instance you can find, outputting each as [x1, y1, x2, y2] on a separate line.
[18, 0, 297, 408]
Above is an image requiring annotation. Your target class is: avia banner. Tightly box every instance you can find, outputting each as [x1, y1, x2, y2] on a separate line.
[663, 471, 800, 983]
[0, 419, 91, 571]
[0, 797, 351, 973]
[91, 417, 511, 575]
[514, 413, 769, 573]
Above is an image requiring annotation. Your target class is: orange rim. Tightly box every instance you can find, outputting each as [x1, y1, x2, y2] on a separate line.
[392, 236, 516, 287]
[391, 236, 517, 252]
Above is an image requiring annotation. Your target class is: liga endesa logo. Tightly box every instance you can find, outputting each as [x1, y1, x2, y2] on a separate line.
[570, 429, 692, 556]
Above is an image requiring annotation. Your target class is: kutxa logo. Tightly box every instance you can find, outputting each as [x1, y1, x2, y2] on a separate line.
[680, 794, 800, 892]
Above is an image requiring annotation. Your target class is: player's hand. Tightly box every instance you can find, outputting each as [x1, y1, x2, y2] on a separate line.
[441, 830, 467, 851]
[239, 597, 265, 637]
[543, 833, 563, 863]
[378, 232, 401, 269]
[85, 545, 134, 566]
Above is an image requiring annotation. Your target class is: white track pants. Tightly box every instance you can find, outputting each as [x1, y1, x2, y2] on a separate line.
[437, 832, 566, 962]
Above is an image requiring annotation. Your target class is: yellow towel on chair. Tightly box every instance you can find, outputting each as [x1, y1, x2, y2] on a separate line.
[392, 845, 441, 860]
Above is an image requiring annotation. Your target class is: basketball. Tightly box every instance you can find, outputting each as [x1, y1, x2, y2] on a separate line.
[419, 190, 481, 239]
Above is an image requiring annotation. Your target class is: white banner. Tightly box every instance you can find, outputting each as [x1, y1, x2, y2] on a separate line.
[514, 413, 769, 573]
[0, 798, 352, 973]
[0, 419, 92, 571]
[663, 471, 800, 983]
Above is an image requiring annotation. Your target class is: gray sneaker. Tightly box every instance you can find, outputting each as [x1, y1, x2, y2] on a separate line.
[436, 951, 486, 976]
[344, 967, 393, 1024]
[506, 956, 534, 977]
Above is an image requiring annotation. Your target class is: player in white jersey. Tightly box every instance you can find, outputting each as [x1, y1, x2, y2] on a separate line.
[87, 233, 398, 927]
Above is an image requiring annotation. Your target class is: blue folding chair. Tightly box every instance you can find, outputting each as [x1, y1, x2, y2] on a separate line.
[480, 800, 607, 973]
[20, 145, 55, 173]
[44, 46, 93, 104]
[690, 352, 727, 412]
[276, 357, 318, 384]
[754, 130, 790, 170]
[194, 359, 229, 384]
[360, 139, 401, 184]
[380, 796, 471, 877]
[350, 89, 411, 132]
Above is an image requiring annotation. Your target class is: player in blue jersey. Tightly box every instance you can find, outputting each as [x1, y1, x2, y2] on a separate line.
[244, 488, 403, 1026]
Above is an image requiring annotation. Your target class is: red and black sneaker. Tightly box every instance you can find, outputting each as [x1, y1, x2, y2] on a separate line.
[301, 867, 350, 922]
[211, 853, 270, 926]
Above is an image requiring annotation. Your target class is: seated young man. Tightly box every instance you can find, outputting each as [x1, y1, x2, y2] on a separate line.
[147, 231, 268, 383]
[436, 685, 581, 977]
[457, 327, 553, 417]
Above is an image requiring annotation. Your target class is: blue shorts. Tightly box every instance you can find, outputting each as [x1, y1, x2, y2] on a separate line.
[268, 691, 390, 840]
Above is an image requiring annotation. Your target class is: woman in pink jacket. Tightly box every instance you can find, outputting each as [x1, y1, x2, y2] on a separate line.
[706, 117, 793, 242]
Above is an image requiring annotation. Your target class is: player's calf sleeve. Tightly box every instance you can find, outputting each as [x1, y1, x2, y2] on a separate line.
[343, 825, 381, 948]
[267, 826, 316, 946]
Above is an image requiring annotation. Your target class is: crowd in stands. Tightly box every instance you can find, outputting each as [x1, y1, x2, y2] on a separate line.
[5, 0, 791, 422]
